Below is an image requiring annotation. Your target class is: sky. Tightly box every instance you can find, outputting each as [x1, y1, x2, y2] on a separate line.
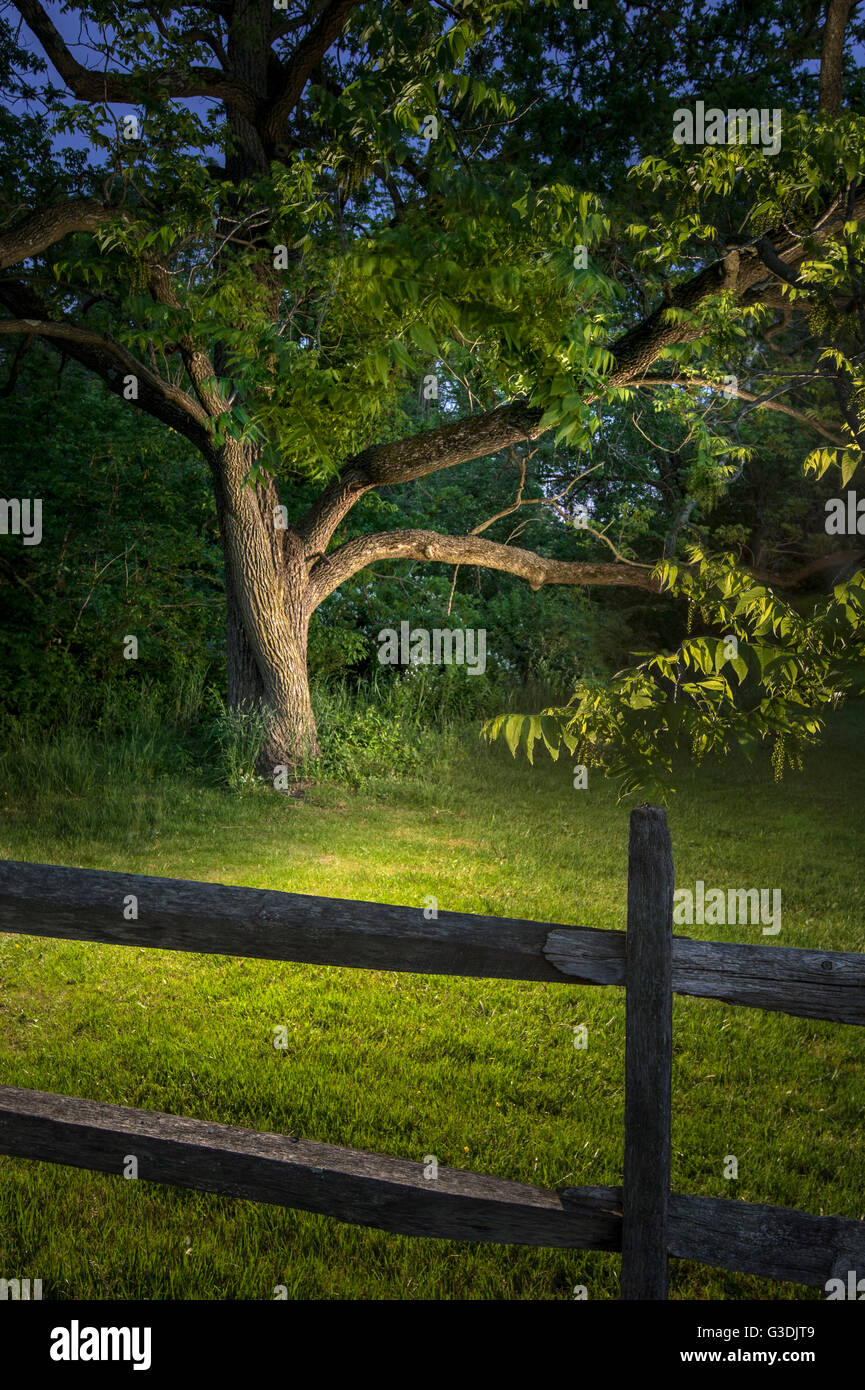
[5, 1, 864, 168]
[7, 0, 222, 157]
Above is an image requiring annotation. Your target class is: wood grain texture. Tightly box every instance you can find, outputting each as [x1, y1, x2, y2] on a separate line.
[667, 1192, 865, 1290]
[544, 929, 865, 1026]
[0, 858, 604, 984]
[621, 805, 674, 1300]
[4, 862, 863, 1028]
[1, 1086, 861, 1288]
[0, 1086, 621, 1249]
[670, 935, 865, 1026]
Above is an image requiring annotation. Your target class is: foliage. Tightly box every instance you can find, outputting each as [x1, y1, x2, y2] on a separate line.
[2, 2, 865, 791]
[484, 99, 865, 796]
[206, 701, 272, 790]
[0, 352, 223, 718]
[486, 552, 865, 800]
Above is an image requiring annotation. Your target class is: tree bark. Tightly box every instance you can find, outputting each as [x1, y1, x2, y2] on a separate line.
[213, 439, 321, 774]
[225, 576, 266, 712]
[818, 0, 852, 116]
[259, 617, 319, 775]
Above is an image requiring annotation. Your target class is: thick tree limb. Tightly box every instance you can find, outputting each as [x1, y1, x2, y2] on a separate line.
[818, 0, 853, 115]
[264, 0, 366, 152]
[615, 188, 865, 373]
[14, 0, 258, 119]
[0, 316, 207, 424]
[356, 401, 547, 488]
[0, 200, 123, 270]
[0, 290, 211, 449]
[297, 402, 549, 554]
[306, 528, 660, 609]
[306, 526, 862, 610]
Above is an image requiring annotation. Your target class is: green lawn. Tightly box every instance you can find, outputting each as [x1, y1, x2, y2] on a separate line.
[0, 706, 863, 1300]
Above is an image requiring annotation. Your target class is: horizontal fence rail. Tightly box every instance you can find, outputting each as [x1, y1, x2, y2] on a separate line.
[1, 813, 863, 1300]
[0, 1085, 862, 1290]
[1, 859, 864, 1026]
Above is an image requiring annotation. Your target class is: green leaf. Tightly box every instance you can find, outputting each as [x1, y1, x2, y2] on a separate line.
[522, 713, 543, 765]
[409, 321, 439, 356]
[841, 451, 860, 487]
[540, 715, 562, 759]
[503, 714, 524, 758]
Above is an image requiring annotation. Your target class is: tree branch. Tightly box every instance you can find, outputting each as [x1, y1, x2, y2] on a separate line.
[0, 200, 124, 270]
[140, 254, 224, 413]
[0, 290, 211, 449]
[14, 0, 258, 119]
[358, 401, 548, 488]
[634, 376, 848, 445]
[297, 402, 548, 553]
[306, 528, 660, 609]
[818, 0, 852, 116]
[264, 0, 366, 152]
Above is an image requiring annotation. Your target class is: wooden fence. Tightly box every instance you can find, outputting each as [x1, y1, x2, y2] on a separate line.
[0, 806, 863, 1299]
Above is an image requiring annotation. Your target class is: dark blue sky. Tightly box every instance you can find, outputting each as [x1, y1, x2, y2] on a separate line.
[7, 1, 862, 166]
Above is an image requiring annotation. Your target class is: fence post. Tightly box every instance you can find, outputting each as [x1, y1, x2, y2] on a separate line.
[620, 804, 674, 1300]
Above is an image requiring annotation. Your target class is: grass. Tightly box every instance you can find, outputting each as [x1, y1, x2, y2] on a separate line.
[0, 699, 863, 1300]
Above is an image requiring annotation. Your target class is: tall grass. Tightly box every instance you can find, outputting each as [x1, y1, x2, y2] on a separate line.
[0, 665, 501, 842]
[206, 701, 272, 789]
[1, 697, 863, 1299]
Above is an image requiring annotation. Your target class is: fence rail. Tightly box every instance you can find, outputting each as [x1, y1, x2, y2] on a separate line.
[0, 807, 863, 1299]
[1, 1084, 863, 1289]
[1, 857, 863, 1025]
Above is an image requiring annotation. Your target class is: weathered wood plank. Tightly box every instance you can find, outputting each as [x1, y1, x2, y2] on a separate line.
[544, 928, 865, 1026]
[0, 859, 608, 985]
[668, 1193, 865, 1291]
[0, 1086, 621, 1249]
[670, 936, 865, 1026]
[3, 859, 863, 1024]
[547, 928, 865, 1028]
[621, 805, 674, 1300]
[1, 1086, 862, 1287]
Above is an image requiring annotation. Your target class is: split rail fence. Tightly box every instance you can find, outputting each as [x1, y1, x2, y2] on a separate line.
[0, 806, 863, 1298]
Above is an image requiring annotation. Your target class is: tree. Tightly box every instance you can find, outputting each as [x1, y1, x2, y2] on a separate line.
[485, 0, 865, 795]
[1, 0, 862, 774]
[0, 347, 222, 717]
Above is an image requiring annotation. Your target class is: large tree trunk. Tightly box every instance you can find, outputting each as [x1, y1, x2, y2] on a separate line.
[213, 460, 266, 711]
[213, 440, 320, 776]
[257, 611, 319, 775]
[225, 577, 266, 711]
